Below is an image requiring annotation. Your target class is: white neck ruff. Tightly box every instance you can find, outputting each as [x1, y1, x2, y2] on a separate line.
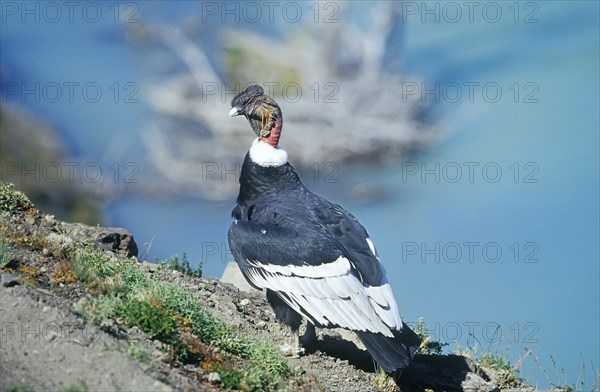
[249, 138, 288, 167]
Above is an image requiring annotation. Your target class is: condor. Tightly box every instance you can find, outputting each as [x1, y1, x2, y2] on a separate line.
[228, 85, 420, 373]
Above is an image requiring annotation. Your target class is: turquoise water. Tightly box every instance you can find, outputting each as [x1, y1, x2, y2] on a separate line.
[2, 1, 598, 387]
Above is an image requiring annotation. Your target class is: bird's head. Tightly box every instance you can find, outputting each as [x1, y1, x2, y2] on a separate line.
[230, 84, 283, 148]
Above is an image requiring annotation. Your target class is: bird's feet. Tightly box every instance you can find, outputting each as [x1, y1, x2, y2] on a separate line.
[280, 327, 306, 357]
[280, 323, 317, 357]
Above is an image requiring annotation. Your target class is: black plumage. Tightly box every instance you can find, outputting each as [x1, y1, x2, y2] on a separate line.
[228, 85, 420, 372]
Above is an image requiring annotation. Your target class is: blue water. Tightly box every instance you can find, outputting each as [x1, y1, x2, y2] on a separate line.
[1, 1, 598, 388]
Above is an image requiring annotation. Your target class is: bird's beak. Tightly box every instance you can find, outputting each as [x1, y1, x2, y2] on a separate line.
[229, 106, 243, 117]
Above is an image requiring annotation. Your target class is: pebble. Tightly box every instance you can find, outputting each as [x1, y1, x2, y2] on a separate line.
[1, 273, 20, 287]
[142, 261, 158, 272]
[207, 372, 220, 383]
[45, 329, 60, 342]
[239, 298, 250, 306]
[25, 216, 35, 225]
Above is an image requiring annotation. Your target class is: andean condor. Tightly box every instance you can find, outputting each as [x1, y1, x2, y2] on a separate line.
[227, 84, 420, 373]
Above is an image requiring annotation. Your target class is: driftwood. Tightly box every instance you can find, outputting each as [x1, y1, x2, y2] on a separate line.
[128, 2, 439, 200]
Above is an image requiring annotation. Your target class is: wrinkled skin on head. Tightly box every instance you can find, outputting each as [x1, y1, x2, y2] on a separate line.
[230, 85, 282, 140]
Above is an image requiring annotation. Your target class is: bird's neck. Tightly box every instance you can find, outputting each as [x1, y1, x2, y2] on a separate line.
[260, 116, 282, 148]
[237, 152, 303, 203]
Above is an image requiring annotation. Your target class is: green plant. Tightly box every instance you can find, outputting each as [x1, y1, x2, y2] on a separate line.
[61, 381, 89, 392]
[69, 244, 290, 390]
[8, 386, 34, 392]
[0, 238, 13, 268]
[415, 317, 447, 355]
[373, 363, 397, 391]
[533, 354, 599, 392]
[218, 368, 242, 389]
[480, 351, 523, 387]
[159, 252, 202, 278]
[126, 341, 151, 363]
[0, 182, 33, 212]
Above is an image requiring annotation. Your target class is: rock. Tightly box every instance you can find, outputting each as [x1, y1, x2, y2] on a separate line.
[220, 261, 261, 294]
[461, 372, 497, 392]
[239, 298, 250, 306]
[1, 273, 20, 287]
[207, 372, 220, 383]
[208, 293, 236, 315]
[142, 261, 159, 272]
[60, 222, 139, 257]
[97, 230, 138, 258]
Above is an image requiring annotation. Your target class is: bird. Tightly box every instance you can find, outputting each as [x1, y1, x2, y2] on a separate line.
[227, 84, 420, 373]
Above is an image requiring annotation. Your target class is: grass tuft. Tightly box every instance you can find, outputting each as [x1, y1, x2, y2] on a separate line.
[126, 341, 151, 363]
[159, 252, 202, 278]
[68, 244, 290, 390]
[0, 238, 14, 269]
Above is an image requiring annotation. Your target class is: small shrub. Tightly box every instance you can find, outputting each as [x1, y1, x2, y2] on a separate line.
[480, 351, 523, 387]
[160, 253, 202, 278]
[18, 265, 39, 278]
[126, 342, 151, 363]
[0, 182, 33, 212]
[51, 261, 78, 284]
[415, 317, 447, 355]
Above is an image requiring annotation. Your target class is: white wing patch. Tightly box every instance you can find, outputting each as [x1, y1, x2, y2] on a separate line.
[243, 255, 403, 337]
[366, 237, 378, 257]
[251, 256, 351, 278]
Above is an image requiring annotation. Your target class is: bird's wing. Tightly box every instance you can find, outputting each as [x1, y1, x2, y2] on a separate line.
[311, 198, 405, 330]
[228, 219, 400, 336]
[312, 198, 384, 285]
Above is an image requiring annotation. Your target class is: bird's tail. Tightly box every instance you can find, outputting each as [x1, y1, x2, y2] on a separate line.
[355, 322, 421, 373]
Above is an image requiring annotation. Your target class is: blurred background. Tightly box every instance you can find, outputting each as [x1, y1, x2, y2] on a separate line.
[1, 1, 598, 388]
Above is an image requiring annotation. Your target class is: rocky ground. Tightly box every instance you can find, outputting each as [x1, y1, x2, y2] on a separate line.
[0, 183, 544, 392]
